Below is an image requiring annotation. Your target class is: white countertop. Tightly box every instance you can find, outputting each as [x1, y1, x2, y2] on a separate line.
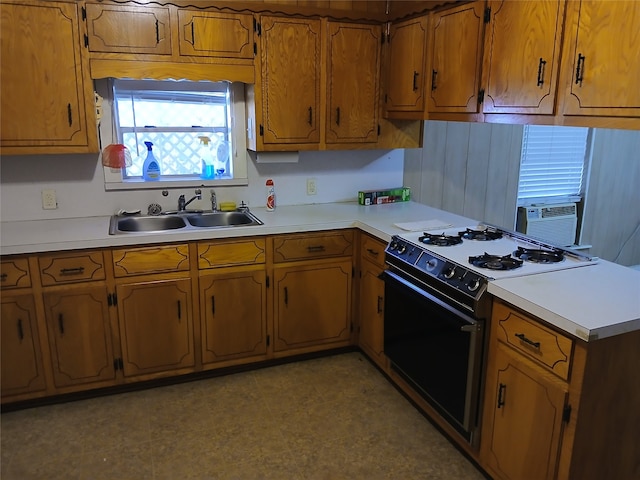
[2, 201, 639, 341]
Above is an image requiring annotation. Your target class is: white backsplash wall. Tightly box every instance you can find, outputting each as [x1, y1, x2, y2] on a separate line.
[0, 149, 403, 222]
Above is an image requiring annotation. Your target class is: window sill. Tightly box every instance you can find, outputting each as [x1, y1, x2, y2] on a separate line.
[104, 177, 248, 191]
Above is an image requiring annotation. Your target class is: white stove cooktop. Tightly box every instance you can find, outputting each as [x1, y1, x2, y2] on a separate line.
[398, 226, 597, 281]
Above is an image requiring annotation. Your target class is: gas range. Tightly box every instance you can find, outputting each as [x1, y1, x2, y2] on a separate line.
[385, 224, 598, 313]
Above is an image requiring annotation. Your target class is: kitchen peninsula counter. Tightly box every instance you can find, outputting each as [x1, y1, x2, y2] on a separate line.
[2, 201, 639, 341]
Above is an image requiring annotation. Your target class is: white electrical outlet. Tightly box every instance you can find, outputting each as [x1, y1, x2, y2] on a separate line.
[307, 178, 317, 195]
[42, 189, 57, 210]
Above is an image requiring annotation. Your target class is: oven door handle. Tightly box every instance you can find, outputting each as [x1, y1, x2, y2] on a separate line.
[380, 269, 479, 328]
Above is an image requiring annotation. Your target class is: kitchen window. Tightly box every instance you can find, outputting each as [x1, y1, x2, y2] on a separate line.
[517, 125, 591, 206]
[100, 79, 248, 190]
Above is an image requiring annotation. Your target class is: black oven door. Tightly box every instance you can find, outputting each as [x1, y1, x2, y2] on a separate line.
[382, 269, 484, 442]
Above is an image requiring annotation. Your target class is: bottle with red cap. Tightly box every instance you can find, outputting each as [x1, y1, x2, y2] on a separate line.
[266, 179, 275, 211]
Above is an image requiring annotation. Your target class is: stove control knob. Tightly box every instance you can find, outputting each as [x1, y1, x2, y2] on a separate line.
[443, 266, 456, 279]
[467, 278, 481, 292]
[426, 258, 438, 271]
[398, 244, 407, 254]
[389, 240, 399, 251]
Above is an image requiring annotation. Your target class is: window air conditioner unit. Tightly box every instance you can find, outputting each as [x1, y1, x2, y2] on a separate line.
[516, 203, 578, 246]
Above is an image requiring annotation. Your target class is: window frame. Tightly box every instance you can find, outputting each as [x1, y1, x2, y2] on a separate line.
[98, 79, 249, 190]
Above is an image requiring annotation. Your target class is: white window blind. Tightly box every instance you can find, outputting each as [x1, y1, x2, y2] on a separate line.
[518, 125, 590, 205]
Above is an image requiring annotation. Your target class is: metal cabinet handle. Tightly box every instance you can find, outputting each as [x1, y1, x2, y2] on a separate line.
[58, 314, 65, 335]
[575, 53, 585, 85]
[497, 383, 506, 408]
[431, 70, 438, 91]
[308, 107, 313, 125]
[211, 296, 215, 315]
[537, 58, 547, 87]
[336, 107, 340, 126]
[366, 248, 379, 256]
[284, 287, 288, 306]
[515, 332, 541, 349]
[1, 273, 7, 281]
[156, 19, 160, 44]
[17, 319, 24, 341]
[190, 22, 195, 44]
[307, 245, 325, 253]
[377, 295, 383, 314]
[67, 103, 73, 127]
[412, 71, 419, 91]
[60, 267, 85, 276]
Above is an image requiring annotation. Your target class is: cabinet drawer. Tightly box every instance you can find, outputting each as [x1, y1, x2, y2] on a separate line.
[494, 302, 573, 380]
[360, 234, 386, 268]
[273, 230, 353, 263]
[197, 238, 266, 269]
[39, 252, 105, 286]
[1, 258, 31, 289]
[112, 245, 190, 277]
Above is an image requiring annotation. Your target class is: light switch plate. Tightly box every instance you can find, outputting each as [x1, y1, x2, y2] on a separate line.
[306, 178, 317, 195]
[42, 189, 57, 209]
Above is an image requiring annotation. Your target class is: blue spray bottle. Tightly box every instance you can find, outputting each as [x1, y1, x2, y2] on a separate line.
[142, 141, 161, 181]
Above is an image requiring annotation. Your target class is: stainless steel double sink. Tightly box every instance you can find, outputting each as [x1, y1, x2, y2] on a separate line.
[109, 210, 263, 235]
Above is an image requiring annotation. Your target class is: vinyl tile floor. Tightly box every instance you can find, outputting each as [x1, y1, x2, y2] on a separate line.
[1, 352, 488, 480]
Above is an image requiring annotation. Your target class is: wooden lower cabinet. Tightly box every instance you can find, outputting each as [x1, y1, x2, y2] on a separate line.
[1, 294, 47, 397]
[116, 277, 195, 377]
[42, 285, 116, 388]
[199, 266, 268, 365]
[481, 342, 568, 480]
[273, 259, 352, 354]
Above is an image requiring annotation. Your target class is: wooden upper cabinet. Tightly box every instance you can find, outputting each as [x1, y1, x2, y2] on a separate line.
[482, 0, 565, 114]
[0, 1, 96, 153]
[85, 3, 172, 55]
[385, 16, 429, 112]
[259, 16, 321, 146]
[428, 1, 485, 113]
[177, 10, 253, 59]
[562, 0, 640, 117]
[326, 22, 381, 144]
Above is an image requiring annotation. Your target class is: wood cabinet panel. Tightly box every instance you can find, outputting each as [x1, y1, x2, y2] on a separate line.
[260, 16, 321, 145]
[178, 10, 253, 58]
[273, 230, 353, 263]
[1, 258, 31, 289]
[428, 1, 485, 113]
[385, 16, 429, 112]
[1, 294, 47, 396]
[482, 342, 568, 480]
[117, 277, 194, 376]
[326, 22, 380, 143]
[112, 245, 190, 277]
[493, 301, 573, 380]
[85, 3, 172, 55]
[39, 251, 105, 286]
[358, 258, 385, 366]
[197, 238, 266, 269]
[273, 260, 352, 352]
[0, 1, 96, 152]
[482, 0, 564, 114]
[562, 0, 640, 117]
[43, 286, 115, 387]
[199, 266, 267, 364]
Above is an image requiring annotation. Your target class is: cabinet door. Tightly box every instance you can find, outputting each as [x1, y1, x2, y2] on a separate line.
[358, 259, 385, 366]
[326, 22, 381, 144]
[482, 342, 568, 480]
[0, 1, 93, 149]
[428, 1, 485, 113]
[199, 267, 267, 364]
[273, 260, 352, 352]
[178, 10, 253, 59]
[482, 0, 565, 114]
[562, 0, 640, 116]
[84, 3, 171, 55]
[117, 278, 194, 377]
[260, 16, 321, 145]
[1, 294, 47, 396]
[43, 286, 116, 388]
[385, 16, 428, 112]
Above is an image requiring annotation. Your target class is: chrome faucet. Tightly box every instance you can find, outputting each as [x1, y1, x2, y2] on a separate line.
[210, 189, 218, 212]
[178, 189, 201, 211]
